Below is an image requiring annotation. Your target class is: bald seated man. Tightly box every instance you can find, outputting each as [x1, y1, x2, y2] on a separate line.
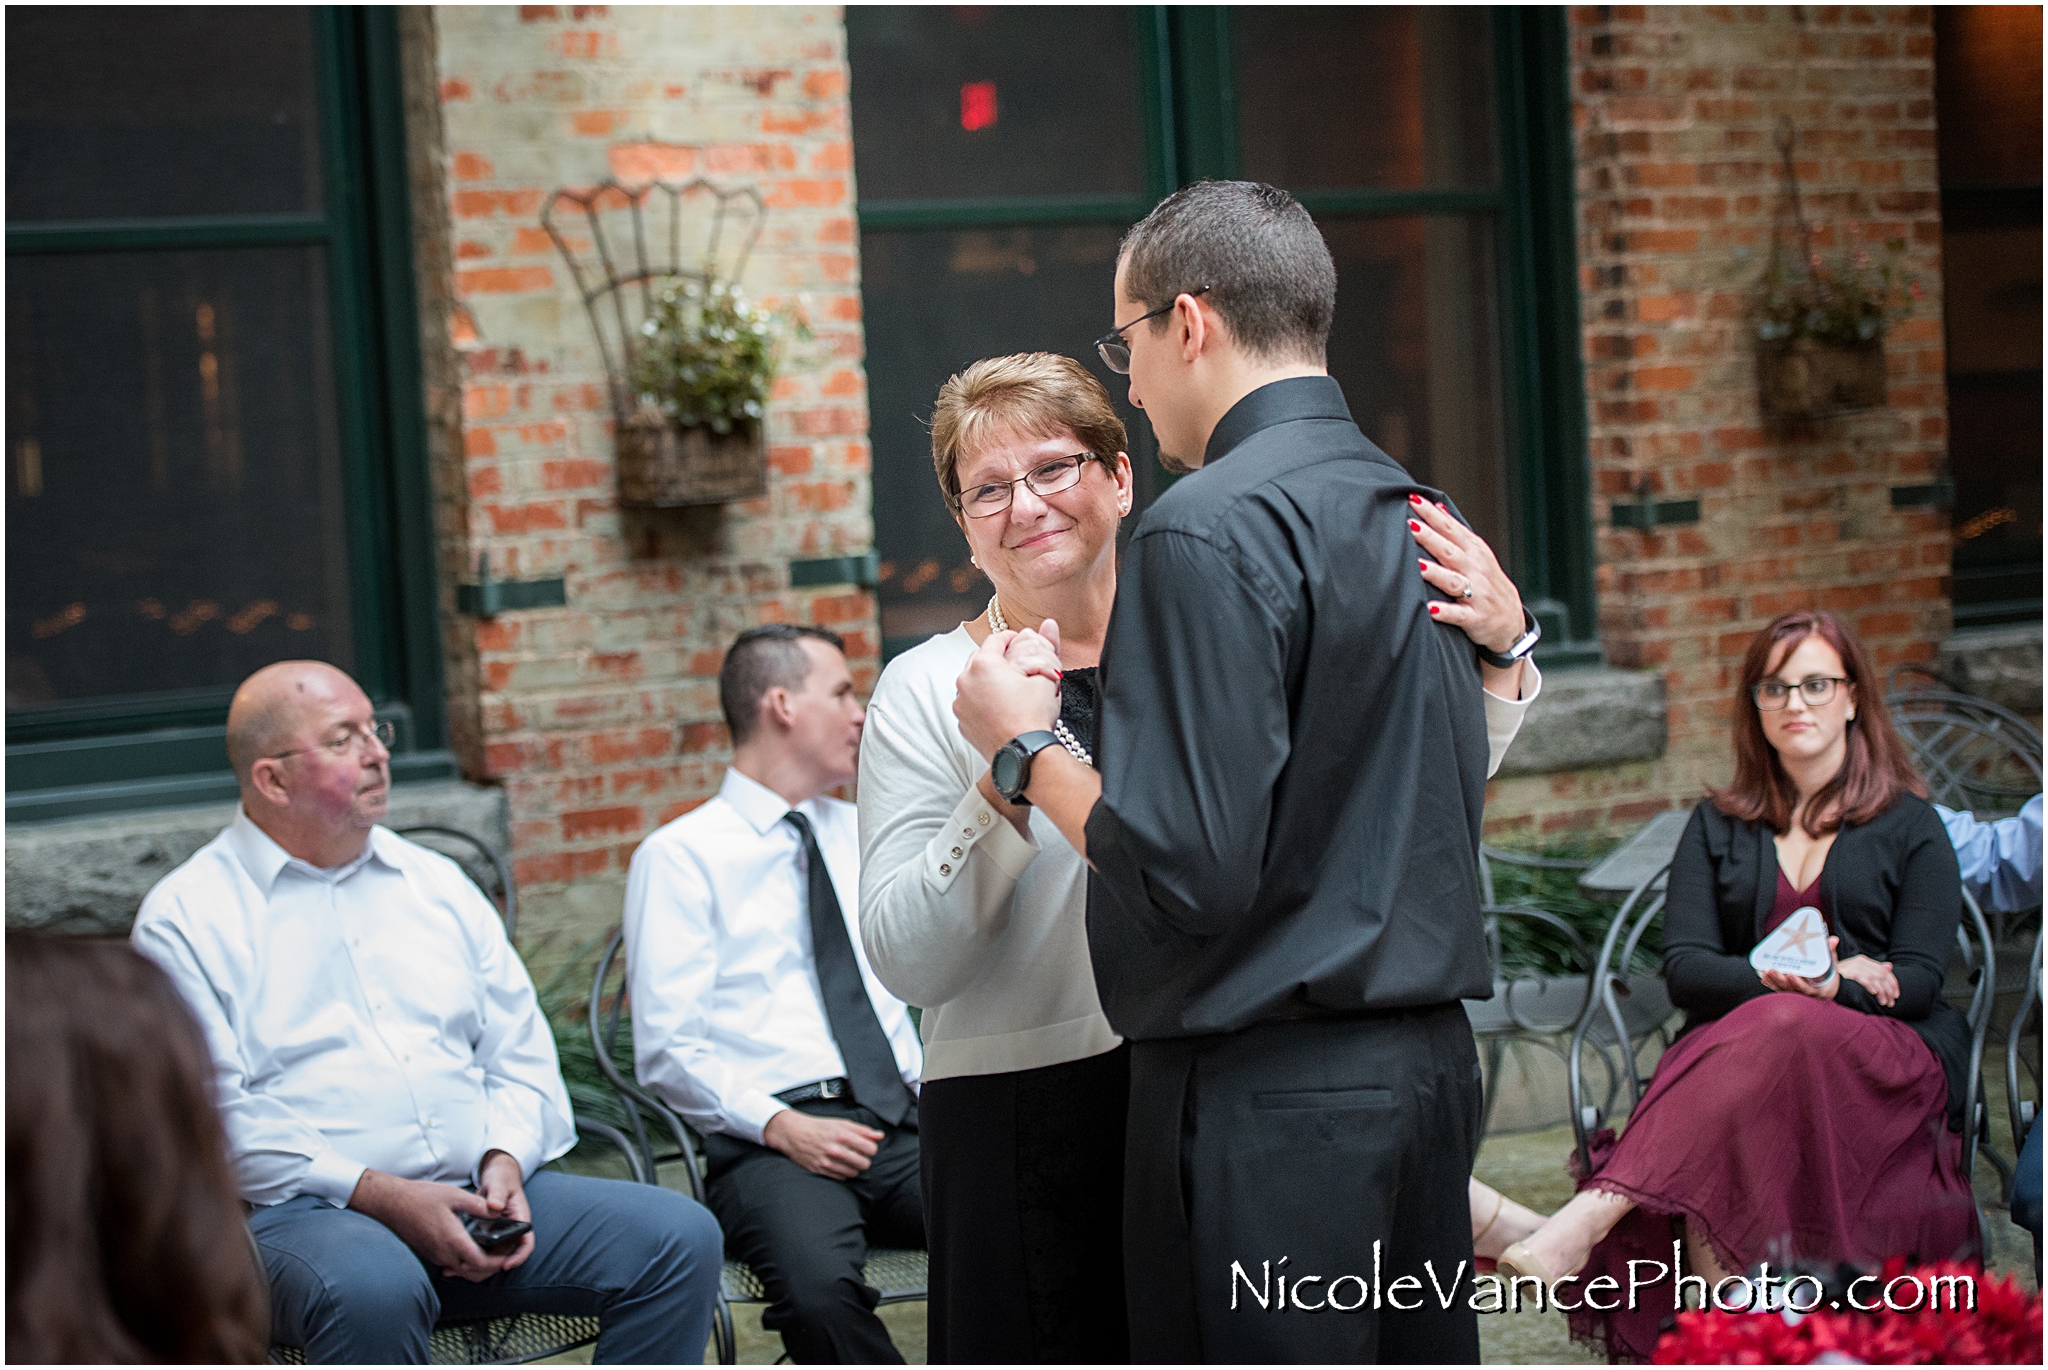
[131, 661, 723, 1363]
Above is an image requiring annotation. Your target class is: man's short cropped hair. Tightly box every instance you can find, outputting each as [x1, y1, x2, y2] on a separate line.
[719, 624, 846, 746]
[928, 352, 1128, 509]
[1117, 180, 1337, 366]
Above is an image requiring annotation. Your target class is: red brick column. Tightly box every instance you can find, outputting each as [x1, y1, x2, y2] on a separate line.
[1486, 5, 1949, 841]
[428, 6, 874, 949]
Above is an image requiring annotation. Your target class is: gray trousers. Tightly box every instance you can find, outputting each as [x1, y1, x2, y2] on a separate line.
[252, 1169, 723, 1363]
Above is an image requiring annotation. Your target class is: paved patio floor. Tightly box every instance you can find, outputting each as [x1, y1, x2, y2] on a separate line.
[551, 1002, 2038, 1364]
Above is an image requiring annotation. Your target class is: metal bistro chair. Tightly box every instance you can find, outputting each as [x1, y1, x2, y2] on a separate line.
[272, 826, 646, 1366]
[586, 928, 928, 1365]
[1884, 687, 2043, 817]
[2009, 926, 2044, 1184]
[396, 825, 520, 942]
[2006, 925, 2043, 1277]
[1466, 846, 1601, 1136]
[1566, 868, 2005, 1253]
[1566, 859, 1678, 1175]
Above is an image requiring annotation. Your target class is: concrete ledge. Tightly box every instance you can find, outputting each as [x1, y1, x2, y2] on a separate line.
[5, 779, 509, 936]
[1494, 665, 1668, 777]
[1934, 623, 2043, 716]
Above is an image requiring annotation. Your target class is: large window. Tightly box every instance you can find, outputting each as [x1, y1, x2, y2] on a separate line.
[848, 6, 1594, 662]
[1934, 6, 2042, 628]
[5, 7, 446, 820]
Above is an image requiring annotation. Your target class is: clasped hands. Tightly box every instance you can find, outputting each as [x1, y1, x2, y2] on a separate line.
[1759, 936, 1901, 1007]
[954, 619, 1066, 764]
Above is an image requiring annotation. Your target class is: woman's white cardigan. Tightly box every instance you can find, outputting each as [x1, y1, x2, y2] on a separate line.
[857, 624, 1541, 1082]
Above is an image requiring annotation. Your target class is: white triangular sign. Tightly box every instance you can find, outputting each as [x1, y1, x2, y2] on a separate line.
[1750, 905, 1832, 978]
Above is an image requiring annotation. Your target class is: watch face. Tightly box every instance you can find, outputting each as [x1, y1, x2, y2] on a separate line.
[991, 744, 1023, 796]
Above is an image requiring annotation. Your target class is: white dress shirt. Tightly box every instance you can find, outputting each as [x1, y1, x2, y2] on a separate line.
[131, 810, 576, 1208]
[623, 766, 922, 1146]
[860, 626, 1544, 1081]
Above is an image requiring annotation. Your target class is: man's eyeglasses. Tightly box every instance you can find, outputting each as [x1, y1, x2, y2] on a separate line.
[1093, 285, 1212, 374]
[1752, 677, 1850, 710]
[955, 453, 1102, 518]
[268, 720, 397, 762]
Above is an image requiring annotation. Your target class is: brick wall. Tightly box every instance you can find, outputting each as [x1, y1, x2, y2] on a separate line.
[1484, 5, 1950, 844]
[424, 5, 876, 954]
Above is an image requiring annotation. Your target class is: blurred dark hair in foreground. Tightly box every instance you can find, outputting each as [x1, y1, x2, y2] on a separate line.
[7, 930, 268, 1362]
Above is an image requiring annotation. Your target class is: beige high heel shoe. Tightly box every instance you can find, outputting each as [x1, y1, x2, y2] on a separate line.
[1495, 1241, 1561, 1285]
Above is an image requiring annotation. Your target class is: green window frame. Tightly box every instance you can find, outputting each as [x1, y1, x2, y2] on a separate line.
[858, 5, 1598, 666]
[5, 8, 450, 822]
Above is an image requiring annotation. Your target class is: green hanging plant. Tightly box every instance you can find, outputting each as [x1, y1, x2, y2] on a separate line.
[626, 274, 810, 435]
[1755, 238, 1920, 348]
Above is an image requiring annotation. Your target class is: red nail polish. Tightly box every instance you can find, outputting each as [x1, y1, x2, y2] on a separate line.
[1428, 604, 1440, 615]
[1408, 519, 1422, 532]
[1409, 493, 1424, 505]
[1419, 559, 1429, 571]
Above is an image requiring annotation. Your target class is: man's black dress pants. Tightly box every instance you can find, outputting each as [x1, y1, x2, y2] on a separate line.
[1123, 1004, 1483, 1363]
[703, 1097, 925, 1364]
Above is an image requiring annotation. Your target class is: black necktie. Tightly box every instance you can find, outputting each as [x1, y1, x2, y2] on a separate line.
[784, 810, 913, 1126]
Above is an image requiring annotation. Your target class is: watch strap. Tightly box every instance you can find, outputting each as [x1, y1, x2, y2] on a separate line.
[994, 731, 1060, 804]
[1476, 608, 1541, 669]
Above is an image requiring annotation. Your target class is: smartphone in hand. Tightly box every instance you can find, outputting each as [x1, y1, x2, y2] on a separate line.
[461, 1212, 533, 1252]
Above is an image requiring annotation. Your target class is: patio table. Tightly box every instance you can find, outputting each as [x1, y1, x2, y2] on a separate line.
[1577, 806, 1693, 897]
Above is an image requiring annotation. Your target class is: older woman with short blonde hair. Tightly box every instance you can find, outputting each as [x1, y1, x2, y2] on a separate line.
[859, 352, 1544, 1361]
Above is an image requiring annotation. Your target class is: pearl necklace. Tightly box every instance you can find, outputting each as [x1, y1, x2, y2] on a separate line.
[986, 593, 1094, 768]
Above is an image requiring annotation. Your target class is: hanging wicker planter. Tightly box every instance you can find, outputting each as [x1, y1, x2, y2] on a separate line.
[1752, 120, 1914, 421]
[542, 178, 785, 509]
[1757, 336, 1887, 418]
[616, 406, 766, 508]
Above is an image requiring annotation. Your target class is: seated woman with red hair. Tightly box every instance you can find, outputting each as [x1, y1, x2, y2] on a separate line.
[1499, 609, 1979, 1360]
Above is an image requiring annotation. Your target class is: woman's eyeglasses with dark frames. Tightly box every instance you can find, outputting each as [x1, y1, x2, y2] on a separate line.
[1093, 285, 1212, 374]
[1752, 676, 1850, 710]
[956, 454, 1102, 518]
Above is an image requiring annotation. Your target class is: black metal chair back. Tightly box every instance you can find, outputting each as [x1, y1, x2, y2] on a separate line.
[1469, 845, 1606, 1135]
[1566, 860, 1673, 1173]
[2010, 926, 2044, 1201]
[395, 825, 519, 942]
[1886, 699, 2043, 818]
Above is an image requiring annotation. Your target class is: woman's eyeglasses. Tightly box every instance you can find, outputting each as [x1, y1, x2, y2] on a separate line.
[956, 454, 1100, 518]
[1752, 676, 1849, 710]
[1093, 286, 1212, 374]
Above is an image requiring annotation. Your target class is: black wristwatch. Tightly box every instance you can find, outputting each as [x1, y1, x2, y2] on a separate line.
[991, 731, 1060, 806]
[1476, 607, 1541, 669]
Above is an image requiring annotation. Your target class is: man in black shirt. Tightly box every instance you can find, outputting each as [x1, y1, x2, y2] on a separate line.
[952, 181, 1541, 1361]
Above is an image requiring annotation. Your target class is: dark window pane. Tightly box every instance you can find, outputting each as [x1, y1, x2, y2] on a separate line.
[860, 224, 1158, 650]
[6, 6, 322, 222]
[847, 7, 1149, 202]
[1234, 7, 1497, 192]
[1321, 215, 1511, 560]
[7, 248, 352, 710]
[1934, 6, 2043, 189]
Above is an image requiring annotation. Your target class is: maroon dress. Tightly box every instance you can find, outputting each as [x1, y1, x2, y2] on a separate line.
[1564, 867, 1980, 1361]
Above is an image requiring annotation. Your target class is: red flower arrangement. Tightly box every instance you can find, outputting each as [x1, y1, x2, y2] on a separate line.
[1653, 1260, 2041, 1365]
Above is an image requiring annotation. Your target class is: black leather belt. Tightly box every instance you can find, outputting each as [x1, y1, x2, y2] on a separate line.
[773, 1077, 851, 1105]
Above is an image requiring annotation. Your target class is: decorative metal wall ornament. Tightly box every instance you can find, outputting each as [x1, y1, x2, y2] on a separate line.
[1753, 119, 1914, 419]
[542, 178, 775, 507]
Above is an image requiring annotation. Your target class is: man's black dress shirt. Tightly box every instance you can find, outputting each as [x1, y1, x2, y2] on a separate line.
[1083, 376, 1493, 1040]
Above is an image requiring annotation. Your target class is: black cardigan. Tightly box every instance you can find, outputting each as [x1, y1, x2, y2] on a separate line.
[1662, 794, 1970, 1129]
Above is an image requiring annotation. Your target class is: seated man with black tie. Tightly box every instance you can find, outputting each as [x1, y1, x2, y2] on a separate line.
[624, 624, 924, 1364]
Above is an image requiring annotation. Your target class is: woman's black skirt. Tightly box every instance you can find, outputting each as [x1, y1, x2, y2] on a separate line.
[919, 1043, 1131, 1364]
